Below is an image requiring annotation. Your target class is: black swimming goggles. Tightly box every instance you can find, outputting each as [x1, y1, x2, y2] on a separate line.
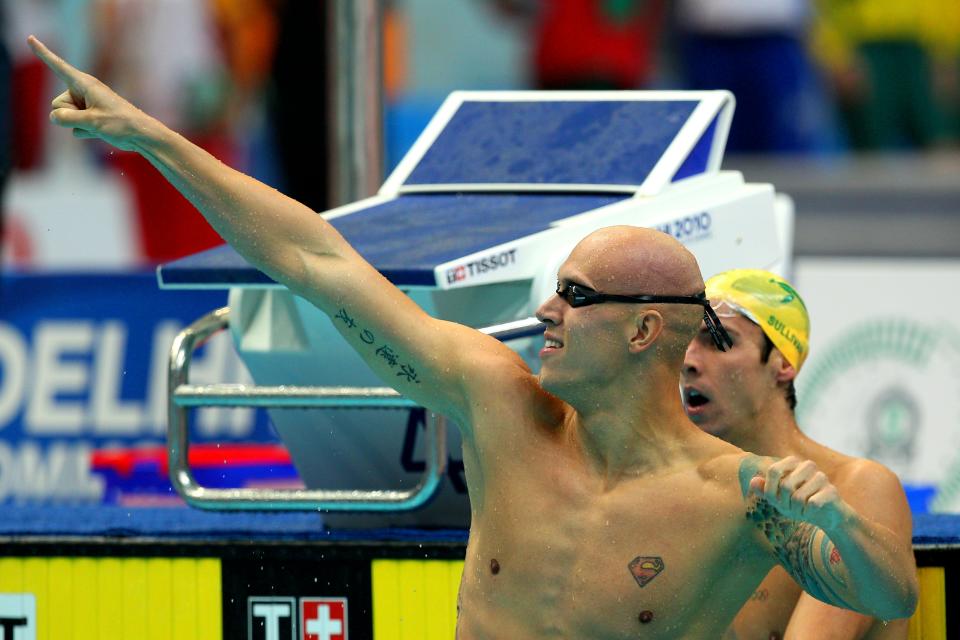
[555, 282, 734, 352]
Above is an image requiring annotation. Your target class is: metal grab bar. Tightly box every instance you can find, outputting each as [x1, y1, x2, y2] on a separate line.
[167, 307, 545, 511]
[479, 316, 548, 341]
[174, 385, 417, 409]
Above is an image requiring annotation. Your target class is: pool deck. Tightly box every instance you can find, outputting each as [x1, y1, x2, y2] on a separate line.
[0, 506, 955, 548]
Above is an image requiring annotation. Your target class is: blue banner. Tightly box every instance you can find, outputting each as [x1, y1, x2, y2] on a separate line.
[0, 272, 279, 504]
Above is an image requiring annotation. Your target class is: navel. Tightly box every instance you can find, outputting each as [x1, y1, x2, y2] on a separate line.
[490, 558, 500, 575]
[638, 610, 654, 624]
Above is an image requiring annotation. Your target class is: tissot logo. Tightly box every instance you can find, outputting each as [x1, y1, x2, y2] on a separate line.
[0, 618, 27, 640]
[249, 597, 296, 640]
[248, 596, 349, 640]
[301, 598, 348, 640]
[445, 249, 518, 284]
[0, 594, 35, 640]
[447, 265, 466, 284]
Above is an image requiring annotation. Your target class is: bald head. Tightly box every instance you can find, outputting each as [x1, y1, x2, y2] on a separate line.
[565, 226, 706, 364]
[568, 226, 704, 296]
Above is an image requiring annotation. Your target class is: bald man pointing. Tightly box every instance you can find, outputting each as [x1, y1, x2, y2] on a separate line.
[29, 36, 917, 638]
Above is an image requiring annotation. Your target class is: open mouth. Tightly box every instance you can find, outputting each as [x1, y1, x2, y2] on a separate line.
[684, 387, 711, 409]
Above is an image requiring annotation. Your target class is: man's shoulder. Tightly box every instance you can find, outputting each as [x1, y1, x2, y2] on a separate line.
[783, 437, 907, 504]
[792, 437, 901, 488]
[692, 450, 776, 555]
[796, 438, 901, 490]
[695, 445, 770, 498]
[463, 365, 571, 440]
[813, 450, 911, 532]
[830, 455, 905, 496]
[465, 356, 551, 407]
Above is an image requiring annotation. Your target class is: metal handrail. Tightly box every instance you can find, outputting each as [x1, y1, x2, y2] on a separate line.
[167, 307, 544, 511]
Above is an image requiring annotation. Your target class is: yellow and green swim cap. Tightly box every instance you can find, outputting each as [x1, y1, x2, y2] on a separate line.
[704, 269, 810, 371]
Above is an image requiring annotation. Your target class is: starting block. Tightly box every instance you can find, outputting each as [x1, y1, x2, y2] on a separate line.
[158, 91, 793, 526]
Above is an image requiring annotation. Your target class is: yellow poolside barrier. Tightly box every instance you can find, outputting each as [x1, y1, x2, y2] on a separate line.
[907, 566, 947, 640]
[371, 558, 464, 639]
[0, 556, 221, 640]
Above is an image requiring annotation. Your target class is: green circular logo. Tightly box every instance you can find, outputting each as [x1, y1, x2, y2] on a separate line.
[797, 318, 960, 511]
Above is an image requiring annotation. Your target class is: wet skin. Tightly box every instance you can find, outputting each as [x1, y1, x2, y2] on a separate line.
[456, 402, 782, 638]
[684, 314, 913, 640]
[27, 37, 918, 639]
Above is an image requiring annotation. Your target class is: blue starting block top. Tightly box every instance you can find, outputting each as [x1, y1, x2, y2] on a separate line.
[160, 193, 629, 287]
[159, 91, 734, 289]
[400, 100, 699, 188]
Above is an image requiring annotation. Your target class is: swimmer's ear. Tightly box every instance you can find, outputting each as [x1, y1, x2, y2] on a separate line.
[628, 310, 663, 353]
[770, 349, 797, 384]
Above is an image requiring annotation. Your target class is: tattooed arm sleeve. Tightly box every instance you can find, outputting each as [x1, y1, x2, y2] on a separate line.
[738, 455, 918, 620]
[745, 496, 855, 610]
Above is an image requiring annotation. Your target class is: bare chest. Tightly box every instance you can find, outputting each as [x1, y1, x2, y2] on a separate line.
[459, 462, 757, 638]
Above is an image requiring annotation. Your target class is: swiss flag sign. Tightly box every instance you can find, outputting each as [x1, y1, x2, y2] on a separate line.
[301, 598, 348, 640]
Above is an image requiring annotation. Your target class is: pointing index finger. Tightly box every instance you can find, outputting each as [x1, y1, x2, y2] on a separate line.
[27, 35, 83, 88]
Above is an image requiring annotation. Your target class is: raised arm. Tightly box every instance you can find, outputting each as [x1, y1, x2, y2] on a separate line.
[28, 35, 527, 427]
[739, 455, 918, 622]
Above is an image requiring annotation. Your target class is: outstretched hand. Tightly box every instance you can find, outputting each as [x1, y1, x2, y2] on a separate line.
[749, 456, 849, 531]
[27, 35, 150, 151]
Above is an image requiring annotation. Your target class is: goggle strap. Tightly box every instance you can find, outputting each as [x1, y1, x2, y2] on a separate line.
[702, 304, 734, 352]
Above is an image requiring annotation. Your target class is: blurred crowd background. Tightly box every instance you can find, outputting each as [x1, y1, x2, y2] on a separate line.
[2, 0, 960, 266]
[2, 1, 960, 511]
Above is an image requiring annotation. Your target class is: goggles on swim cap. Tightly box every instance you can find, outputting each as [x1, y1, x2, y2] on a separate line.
[710, 299, 756, 321]
[556, 282, 733, 351]
[704, 269, 810, 370]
